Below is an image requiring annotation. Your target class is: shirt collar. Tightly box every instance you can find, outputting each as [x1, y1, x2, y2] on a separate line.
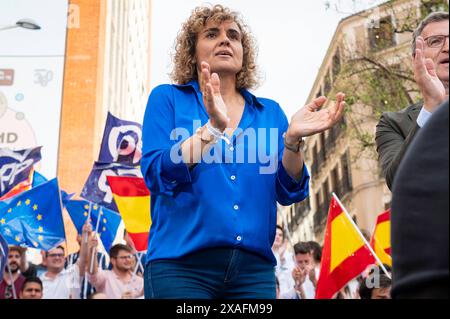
[174, 80, 265, 109]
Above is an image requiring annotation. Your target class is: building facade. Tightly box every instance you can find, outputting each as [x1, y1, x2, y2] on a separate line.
[58, 0, 152, 195]
[57, 0, 152, 251]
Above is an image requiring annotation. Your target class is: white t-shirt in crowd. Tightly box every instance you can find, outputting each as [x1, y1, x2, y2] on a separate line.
[40, 264, 81, 299]
[274, 250, 296, 297]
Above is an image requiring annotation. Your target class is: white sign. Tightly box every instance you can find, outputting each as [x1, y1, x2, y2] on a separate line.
[0, 0, 69, 178]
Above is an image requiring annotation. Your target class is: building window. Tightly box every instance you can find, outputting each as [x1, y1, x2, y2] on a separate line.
[320, 133, 326, 162]
[312, 144, 319, 176]
[369, 16, 396, 51]
[323, 70, 332, 97]
[316, 87, 322, 99]
[341, 151, 353, 194]
[332, 48, 341, 78]
[331, 166, 339, 196]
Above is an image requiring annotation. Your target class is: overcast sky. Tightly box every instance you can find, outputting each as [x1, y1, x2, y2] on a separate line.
[150, 0, 388, 118]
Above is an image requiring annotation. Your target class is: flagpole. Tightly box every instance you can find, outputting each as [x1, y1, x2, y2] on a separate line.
[133, 253, 141, 275]
[89, 208, 102, 274]
[332, 193, 392, 280]
[85, 202, 92, 244]
[6, 264, 17, 299]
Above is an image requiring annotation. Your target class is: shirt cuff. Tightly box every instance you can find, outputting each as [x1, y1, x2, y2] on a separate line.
[416, 107, 432, 128]
[278, 162, 309, 190]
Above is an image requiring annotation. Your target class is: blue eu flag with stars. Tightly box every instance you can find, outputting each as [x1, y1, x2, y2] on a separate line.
[65, 199, 121, 252]
[0, 179, 66, 251]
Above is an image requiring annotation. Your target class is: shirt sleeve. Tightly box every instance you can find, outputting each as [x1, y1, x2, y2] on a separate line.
[416, 107, 432, 128]
[275, 105, 310, 206]
[141, 85, 193, 197]
[88, 269, 107, 290]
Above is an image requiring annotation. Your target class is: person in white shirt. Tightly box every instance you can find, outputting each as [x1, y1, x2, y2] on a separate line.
[39, 223, 90, 299]
[281, 242, 316, 299]
[272, 225, 296, 298]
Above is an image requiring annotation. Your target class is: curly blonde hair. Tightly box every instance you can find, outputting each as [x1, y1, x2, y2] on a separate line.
[171, 4, 259, 90]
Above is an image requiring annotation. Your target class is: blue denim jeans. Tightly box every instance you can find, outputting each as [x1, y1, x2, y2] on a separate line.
[144, 248, 276, 299]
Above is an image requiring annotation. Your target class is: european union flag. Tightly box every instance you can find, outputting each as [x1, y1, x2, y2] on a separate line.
[0, 179, 66, 251]
[98, 112, 142, 166]
[32, 171, 48, 187]
[0, 147, 42, 197]
[65, 200, 121, 252]
[0, 232, 8, 282]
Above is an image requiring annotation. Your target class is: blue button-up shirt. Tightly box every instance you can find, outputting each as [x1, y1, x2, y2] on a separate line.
[141, 80, 310, 265]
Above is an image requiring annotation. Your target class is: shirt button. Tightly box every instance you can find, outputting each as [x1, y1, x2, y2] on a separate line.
[236, 236, 242, 241]
[233, 205, 239, 211]
[230, 175, 236, 181]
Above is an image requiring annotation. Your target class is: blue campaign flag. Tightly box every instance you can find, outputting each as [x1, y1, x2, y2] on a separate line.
[80, 162, 142, 212]
[0, 179, 66, 251]
[98, 112, 142, 167]
[0, 147, 42, 197]
[0, 232, 8, 282]
[65, 199, 121, 252]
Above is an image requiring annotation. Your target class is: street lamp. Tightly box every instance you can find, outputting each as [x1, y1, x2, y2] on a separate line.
[0, 19, 41, 32]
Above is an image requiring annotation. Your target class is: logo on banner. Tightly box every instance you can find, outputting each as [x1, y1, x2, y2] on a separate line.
[81, 163, 142, 212]
[0, 147, 42, 196]
[34, 69, 54, 87]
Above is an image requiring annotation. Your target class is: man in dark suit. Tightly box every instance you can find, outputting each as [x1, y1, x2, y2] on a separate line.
[391, 99, 449, 299]
[376, 12, 449, 190]
[391, 21, 449, 298]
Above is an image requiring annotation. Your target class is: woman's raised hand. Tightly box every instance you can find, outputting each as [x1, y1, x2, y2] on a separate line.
[285, 93, 346, 143]
[201, 62, 230, 132]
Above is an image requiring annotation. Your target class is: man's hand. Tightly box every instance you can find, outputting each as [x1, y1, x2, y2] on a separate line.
[88, 234, 99, 250]
[292, 266, 307, 286]
[414, 37, 447, 113]
[285, 93, 345, 144]
[309, 268, 317, 287]
[201, 62, 230, 132]
[121, 291, 133, 299]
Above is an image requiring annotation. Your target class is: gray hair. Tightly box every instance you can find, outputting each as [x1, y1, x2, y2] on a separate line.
[412, 11, 449, 55]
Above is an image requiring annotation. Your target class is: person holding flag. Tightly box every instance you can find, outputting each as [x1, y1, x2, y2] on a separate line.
[39, 222, 91, 299]
[86, 235, 144, 299]
[0, 246, 26, 299]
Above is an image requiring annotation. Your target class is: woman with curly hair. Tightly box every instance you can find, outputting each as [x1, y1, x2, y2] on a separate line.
[141, 4, 345, 299]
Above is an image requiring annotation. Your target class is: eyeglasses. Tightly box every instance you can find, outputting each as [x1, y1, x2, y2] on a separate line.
[47, 253, 65, 258]
[423, 35, 449, 49]
[114, 255, 133, 260]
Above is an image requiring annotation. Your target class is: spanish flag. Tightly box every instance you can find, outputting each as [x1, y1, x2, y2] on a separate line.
[370, 209, 392, 267]
[107, 176, 151, 252]
[316, 195, 376, 299]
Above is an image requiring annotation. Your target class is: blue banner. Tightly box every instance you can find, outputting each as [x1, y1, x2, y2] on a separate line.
[98, 112, 142, 166]
[0, 147, 42, 197]
[80, 162, 142, 212]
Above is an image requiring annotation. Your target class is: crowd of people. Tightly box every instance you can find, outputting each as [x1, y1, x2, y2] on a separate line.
[1, 223, 392, 299]
[0, 222, 144, 299]
[272, 225, 392, 300]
